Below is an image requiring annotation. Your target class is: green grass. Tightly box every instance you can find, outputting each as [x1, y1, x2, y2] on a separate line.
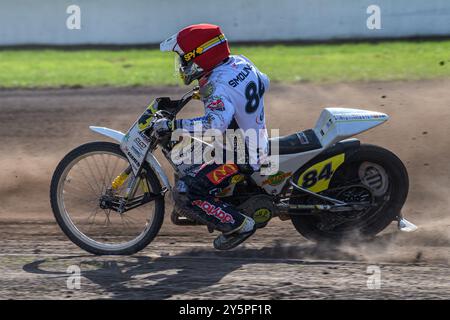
[0, 41, 449, 88]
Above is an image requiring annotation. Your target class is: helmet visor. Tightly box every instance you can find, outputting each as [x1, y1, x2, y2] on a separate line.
[175, 54, 204, 85]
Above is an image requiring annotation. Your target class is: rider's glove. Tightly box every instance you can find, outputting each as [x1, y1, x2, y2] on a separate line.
[153, 118, 174, 137]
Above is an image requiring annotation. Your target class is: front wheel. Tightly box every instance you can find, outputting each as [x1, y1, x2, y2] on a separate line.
[290, 144, 409, 242]
[50, 141, 165, 255]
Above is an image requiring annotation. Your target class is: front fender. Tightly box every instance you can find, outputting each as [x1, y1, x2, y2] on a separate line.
[89, 126, 125, 143]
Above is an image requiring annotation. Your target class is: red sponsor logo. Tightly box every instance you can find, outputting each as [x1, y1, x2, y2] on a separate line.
[206, 96, 225, 111]
[206, 163, 239, 185]
[192, 200, 235, 224]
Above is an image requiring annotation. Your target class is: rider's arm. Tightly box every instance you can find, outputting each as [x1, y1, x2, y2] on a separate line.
[173, 92, 235, 133]
[260, 71, 270, 92]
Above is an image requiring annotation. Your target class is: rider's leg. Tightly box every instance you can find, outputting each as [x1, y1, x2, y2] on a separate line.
[180, 163, 256, 249]
[171, 170, 201, 225]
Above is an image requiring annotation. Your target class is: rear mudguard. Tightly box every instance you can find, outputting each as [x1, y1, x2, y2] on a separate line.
[291, 138, 360, 193]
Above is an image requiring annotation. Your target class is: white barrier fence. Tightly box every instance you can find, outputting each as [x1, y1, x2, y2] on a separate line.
[0, 0, 449, 45]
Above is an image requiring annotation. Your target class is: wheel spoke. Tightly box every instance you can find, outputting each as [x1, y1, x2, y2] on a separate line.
[75, 161, 102, 197]
[55, 146, 158, 252]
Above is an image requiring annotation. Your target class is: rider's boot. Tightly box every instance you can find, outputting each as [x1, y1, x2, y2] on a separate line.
[213, 217, 256, 250]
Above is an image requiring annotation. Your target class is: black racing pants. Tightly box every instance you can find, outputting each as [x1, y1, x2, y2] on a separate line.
[180, 163, 250, 234]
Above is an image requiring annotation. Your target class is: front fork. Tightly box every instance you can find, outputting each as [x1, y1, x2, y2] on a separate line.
[108, 166, 151, 214]
[111, 166, 147, 197]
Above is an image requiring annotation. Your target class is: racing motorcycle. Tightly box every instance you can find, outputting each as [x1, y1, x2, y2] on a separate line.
[50, 87, 417, 255]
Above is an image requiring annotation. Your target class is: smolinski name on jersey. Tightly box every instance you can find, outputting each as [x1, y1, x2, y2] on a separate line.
[228, 64, 253, 88]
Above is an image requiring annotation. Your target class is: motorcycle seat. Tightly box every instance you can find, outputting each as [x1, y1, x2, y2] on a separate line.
[269, 129, 322, 155]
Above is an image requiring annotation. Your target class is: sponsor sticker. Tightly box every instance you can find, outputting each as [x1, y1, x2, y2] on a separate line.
[122, 122, 150, 175]
[320, 118, 334, 137]
[253, 208, 271, 223]
[137, 101, 158, 131]
[334, 114, 387, 121]
[127, 151, 140, 167]
[183, 47, 204, 62]
[296, 132, 309, 145]
[262, 171, 292, 186]
[130, 145, 143, 158]
[192, 199, 235, 224]
[231, 174, 245, 184]
[206, 164, 239, 185]
[206, 95, 225, 111]
[133, 137, 147, 150]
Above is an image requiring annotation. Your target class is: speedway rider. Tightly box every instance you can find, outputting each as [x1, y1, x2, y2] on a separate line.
[156, 24, 270, 250]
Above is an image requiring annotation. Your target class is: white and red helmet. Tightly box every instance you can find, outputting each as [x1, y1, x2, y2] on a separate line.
[160, 24, 230, 85]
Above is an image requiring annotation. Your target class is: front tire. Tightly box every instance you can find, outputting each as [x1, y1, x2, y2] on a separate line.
[290, 144, 409, 242]
[50, 141, 165, 255]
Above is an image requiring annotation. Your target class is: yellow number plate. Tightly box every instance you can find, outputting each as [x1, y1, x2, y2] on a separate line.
[297, 153, 345, 193]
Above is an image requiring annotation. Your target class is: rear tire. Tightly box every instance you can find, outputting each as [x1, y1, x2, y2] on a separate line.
[290, 144, 409, 242]
[50, 141, 165, 255]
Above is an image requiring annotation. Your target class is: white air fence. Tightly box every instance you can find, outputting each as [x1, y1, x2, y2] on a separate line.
[0, 0, 449, 45]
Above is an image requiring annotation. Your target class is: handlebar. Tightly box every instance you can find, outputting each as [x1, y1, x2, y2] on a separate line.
[141, 86, 200, 141]
[151, 86, 200, 119]
[171, 85, 200, 116]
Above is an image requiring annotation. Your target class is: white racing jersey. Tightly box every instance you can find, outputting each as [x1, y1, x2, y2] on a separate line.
[174, 55, 270, 169]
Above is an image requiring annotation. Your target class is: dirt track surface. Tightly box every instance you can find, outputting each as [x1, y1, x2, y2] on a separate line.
[0, 80, 449, 299]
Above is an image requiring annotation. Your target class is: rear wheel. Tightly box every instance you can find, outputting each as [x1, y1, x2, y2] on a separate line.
[50, 141, 165, 255]
[290, 144, 408, 242]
